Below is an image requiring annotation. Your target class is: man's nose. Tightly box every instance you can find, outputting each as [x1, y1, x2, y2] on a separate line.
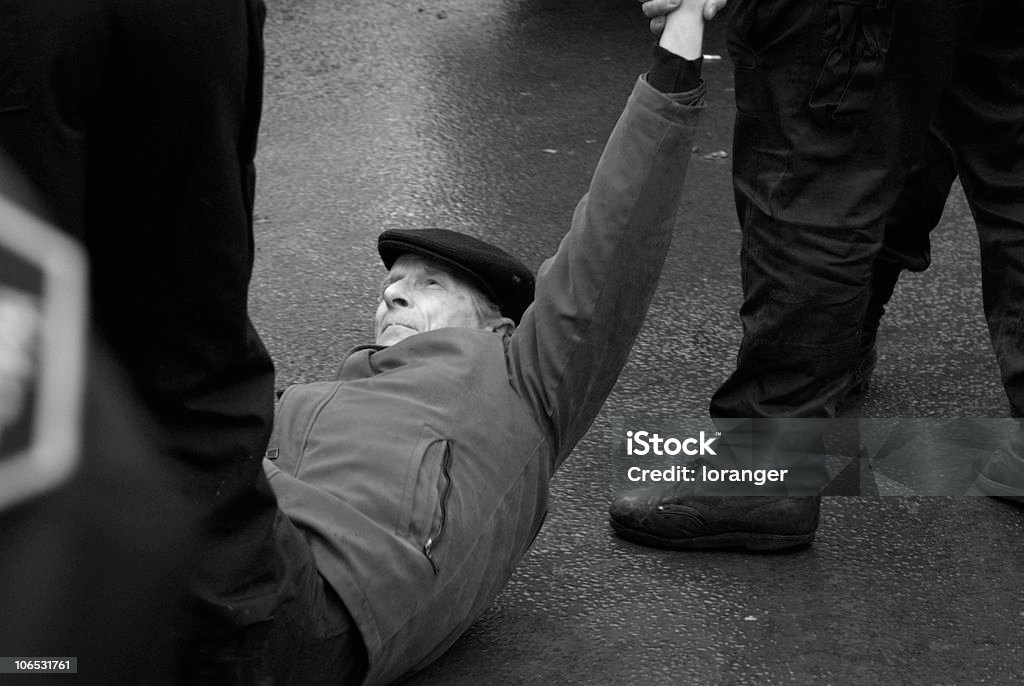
[382, 281, 409, 308]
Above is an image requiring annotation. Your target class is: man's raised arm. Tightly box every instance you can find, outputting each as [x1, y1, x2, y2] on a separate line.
[506, 1, 712, 468]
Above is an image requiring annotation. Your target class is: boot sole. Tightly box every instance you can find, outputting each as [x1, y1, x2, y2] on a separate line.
[610, 520, 815, 552]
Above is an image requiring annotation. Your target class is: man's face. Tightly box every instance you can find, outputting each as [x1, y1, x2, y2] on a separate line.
[374, 254, 493, 346]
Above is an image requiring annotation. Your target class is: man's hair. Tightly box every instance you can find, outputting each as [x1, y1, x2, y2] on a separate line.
[467, 288, 504, 326]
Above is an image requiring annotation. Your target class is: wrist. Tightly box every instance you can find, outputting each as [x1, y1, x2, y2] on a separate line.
[658, 3, 705, 60]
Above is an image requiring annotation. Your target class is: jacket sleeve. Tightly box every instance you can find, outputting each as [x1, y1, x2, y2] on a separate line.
[506, 75, 705, 470]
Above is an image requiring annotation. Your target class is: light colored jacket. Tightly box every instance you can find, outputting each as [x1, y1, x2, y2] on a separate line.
[264, 75, 703, 685]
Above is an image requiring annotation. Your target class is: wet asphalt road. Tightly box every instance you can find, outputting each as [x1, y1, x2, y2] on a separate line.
[251, 0, 1023, 683]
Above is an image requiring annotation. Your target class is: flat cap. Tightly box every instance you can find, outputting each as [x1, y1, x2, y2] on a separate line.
[377, 228, 535, 324]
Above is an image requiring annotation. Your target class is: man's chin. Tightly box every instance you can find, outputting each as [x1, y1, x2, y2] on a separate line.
[376, 325, 417, 346]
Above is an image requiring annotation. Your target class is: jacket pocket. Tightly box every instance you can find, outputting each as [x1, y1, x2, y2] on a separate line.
[397, 428, 454, 575]
[727, 0, 896, 119]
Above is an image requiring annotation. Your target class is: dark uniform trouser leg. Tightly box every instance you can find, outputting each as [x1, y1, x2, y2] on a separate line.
[933, 1, 1024, 417]
[864, 0, 1024, 420]
[711, 0, 985, 420]
[0, 0, 365, 679]
[864, 130, 959, 351]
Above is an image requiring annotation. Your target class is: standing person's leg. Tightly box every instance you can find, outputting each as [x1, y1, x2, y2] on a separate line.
[0, 0, 321, 677]
[844, 130, 960, 408]
[712, 0, 971, 419]
[936, 0, 1024, 501]
[937, 0, 1024, 418]
[611, 0, 981, 549]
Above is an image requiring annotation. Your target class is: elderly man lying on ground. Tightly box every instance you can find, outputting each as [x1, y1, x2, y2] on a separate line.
[259, 2, 718, 684]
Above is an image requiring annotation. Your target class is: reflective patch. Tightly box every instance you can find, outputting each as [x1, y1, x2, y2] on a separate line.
[0, 194, 86, 510]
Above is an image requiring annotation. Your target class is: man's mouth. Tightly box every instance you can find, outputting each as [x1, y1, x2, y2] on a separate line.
[377, 322, 419, 344]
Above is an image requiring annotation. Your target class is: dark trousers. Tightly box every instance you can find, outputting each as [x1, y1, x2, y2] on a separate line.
[712, 0, 1024, 419]
[0, 0, 364, 680]
[859, 129, 958, 391]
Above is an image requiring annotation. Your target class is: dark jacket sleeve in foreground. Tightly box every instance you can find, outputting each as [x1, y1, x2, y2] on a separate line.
[507, 75, 705, 468]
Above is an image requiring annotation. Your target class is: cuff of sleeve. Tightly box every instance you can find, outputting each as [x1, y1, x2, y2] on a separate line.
[646, 43, 704, 94]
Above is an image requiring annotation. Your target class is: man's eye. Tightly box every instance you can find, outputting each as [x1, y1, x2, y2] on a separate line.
[424, 278, 441, 287]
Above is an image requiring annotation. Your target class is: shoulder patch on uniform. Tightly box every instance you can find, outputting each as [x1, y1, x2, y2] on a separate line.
[0, 194, 87, 511]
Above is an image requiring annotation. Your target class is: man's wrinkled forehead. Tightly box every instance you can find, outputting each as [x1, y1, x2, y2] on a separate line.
[379, 254, 465, 290]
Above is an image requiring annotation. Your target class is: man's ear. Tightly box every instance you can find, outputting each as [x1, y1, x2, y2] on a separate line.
[489, 317, 515, 337]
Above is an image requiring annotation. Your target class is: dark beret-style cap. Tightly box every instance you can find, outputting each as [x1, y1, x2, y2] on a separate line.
[377, 228, 535, 324]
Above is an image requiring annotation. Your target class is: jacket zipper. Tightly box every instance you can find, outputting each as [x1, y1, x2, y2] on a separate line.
[422, 441, 453, 575]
